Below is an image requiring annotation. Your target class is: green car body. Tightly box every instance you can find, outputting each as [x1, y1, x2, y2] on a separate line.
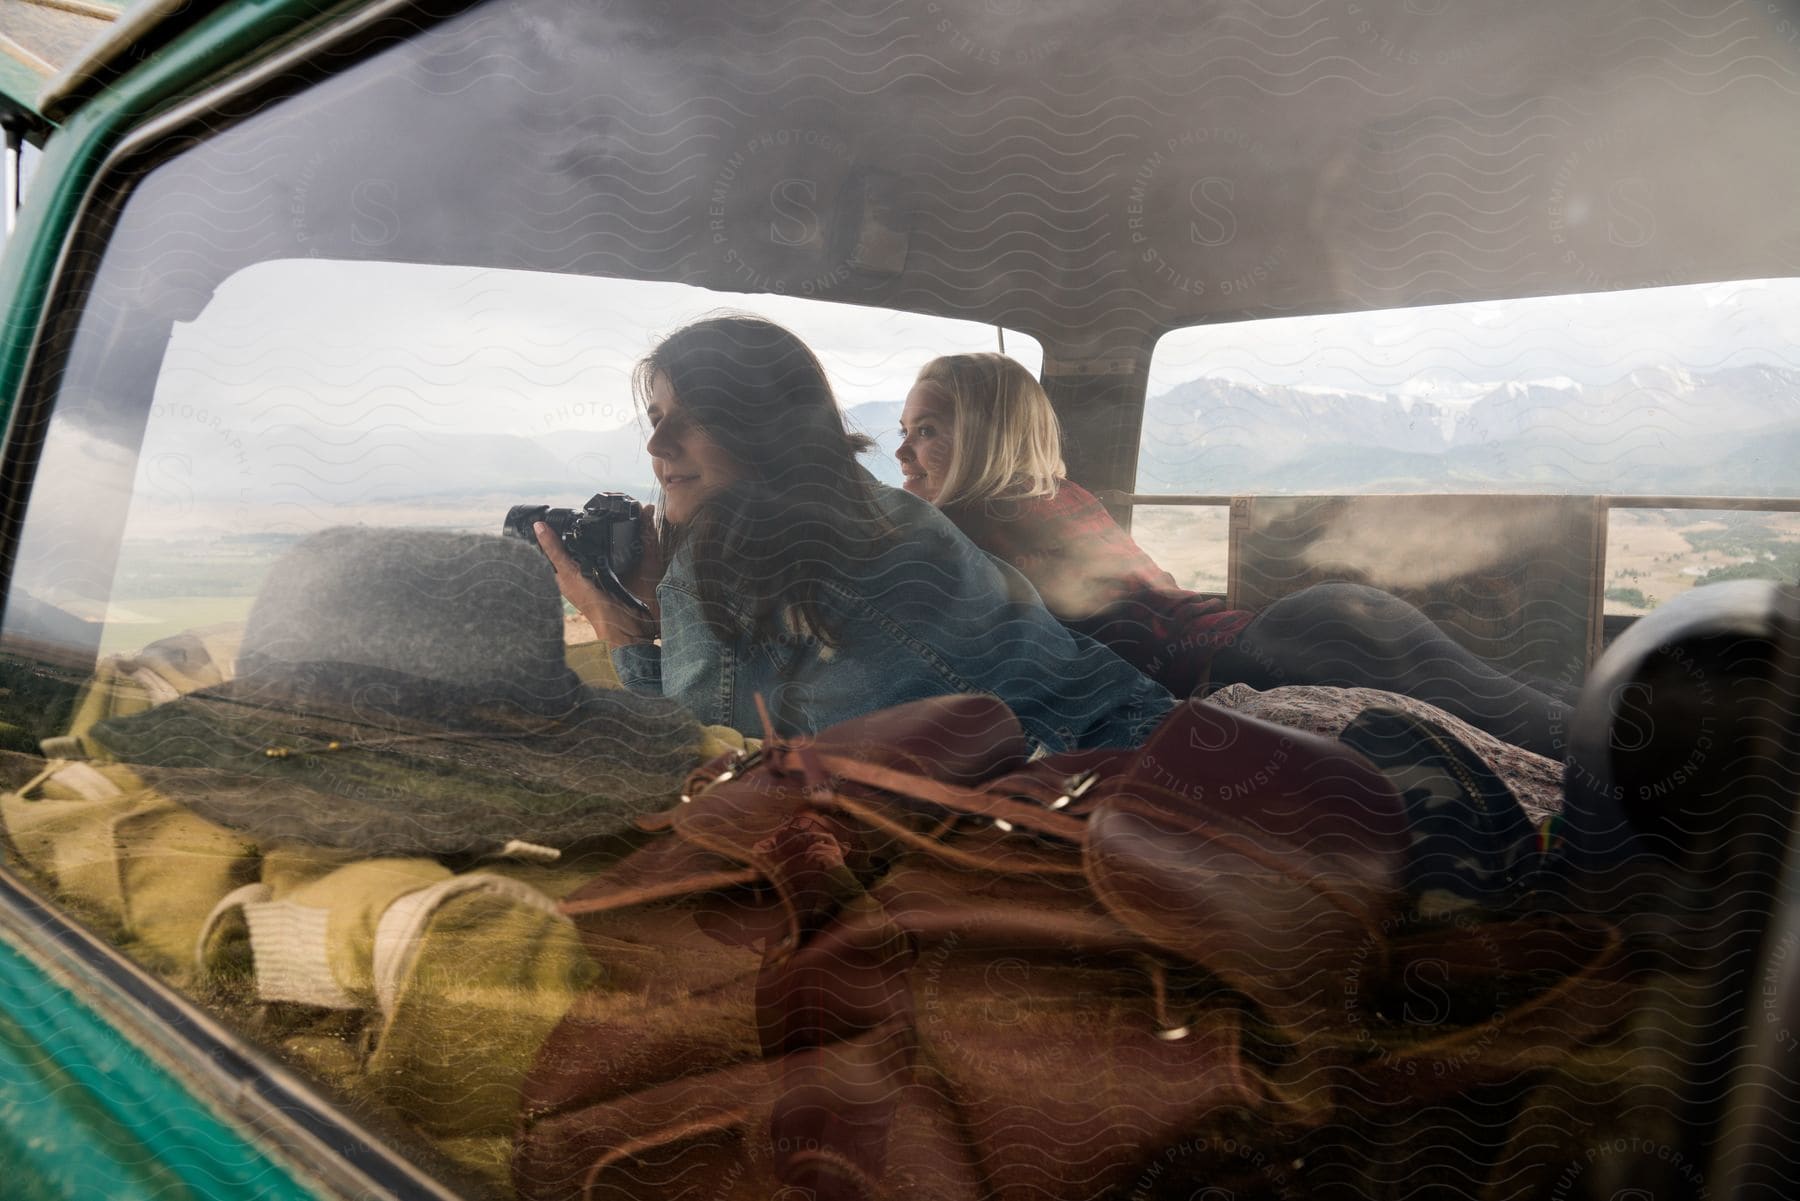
[2, 10, 429, 1198]
[0, 915, 321, 1201]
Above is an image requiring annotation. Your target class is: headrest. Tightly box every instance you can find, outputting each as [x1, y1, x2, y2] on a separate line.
[1562, 579, 1799, 875]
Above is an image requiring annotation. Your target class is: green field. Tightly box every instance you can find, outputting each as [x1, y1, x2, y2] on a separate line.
[97, 596, 258, 657]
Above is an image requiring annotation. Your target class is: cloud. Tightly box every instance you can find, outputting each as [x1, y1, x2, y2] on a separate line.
[1147, 277, 1800, 401]
[166, 260, 1042, 444]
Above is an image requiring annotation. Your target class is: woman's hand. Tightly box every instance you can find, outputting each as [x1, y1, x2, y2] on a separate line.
[623, 503, 666, 621]
[535, 514, 662, 645]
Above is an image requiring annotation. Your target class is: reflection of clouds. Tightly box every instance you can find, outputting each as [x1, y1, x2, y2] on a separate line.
[69, 260, 1048, 543]
[1147, 278, 1800, 401]
[152, 261, 1039, 440]
[1295, 498, 1549, 593]
[9, 418, 138, 602]
[141, 452, 196, 516]
[63, 0, 1800, 389]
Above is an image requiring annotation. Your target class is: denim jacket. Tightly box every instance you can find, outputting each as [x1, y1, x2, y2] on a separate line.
[612, 482, 1173, 750]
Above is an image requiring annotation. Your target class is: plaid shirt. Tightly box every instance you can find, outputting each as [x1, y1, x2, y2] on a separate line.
[943, 481, 1253, 696]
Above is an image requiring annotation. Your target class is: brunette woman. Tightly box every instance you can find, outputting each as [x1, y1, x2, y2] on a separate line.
[536, 316, 1172, 751]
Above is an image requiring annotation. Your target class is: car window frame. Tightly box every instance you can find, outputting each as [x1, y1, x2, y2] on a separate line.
[0, 2, 505, 1197]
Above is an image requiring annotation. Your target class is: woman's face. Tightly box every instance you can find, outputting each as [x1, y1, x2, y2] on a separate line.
[644, 372, 744, 524]
[897, 384, 955, 503]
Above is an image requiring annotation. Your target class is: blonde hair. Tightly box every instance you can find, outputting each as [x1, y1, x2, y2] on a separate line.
[911, 352, 1066, 507]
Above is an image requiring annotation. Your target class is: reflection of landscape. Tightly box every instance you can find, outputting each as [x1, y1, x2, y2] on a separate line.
[1130, 506, 1231, 594]
[1135, 365, 1800, 499]
[99, 507, 504, 655]
[1602, 509, 1800, 614]
[78, 356, 1800, 658]
[99, 502, 1794, 658]
[101, 533, 290, 656]
[1126, 504, 1800, 616]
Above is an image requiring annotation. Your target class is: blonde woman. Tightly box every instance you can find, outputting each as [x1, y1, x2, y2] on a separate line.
[534, 318, 1172, 751]
[901, 353, 1567, 756]
[899, 352, 1252, 696]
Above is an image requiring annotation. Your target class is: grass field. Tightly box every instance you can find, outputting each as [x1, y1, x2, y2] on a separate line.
[97, 596, 258, 656]
[1604, 509, 1800, 615]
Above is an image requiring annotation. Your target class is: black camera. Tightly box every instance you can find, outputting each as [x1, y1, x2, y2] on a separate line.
[504, 492, 652, 619]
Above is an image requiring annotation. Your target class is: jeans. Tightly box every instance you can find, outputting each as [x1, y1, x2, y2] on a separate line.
[1210, 582, 1567, 758]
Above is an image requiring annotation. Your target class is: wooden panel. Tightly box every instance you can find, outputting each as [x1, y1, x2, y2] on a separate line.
[1227, 494, 1604, 685]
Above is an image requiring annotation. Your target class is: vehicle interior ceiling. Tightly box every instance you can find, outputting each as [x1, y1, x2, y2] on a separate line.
[86, 0, 1800, 500]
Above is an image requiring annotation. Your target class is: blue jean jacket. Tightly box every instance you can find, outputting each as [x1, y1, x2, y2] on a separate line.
[612, 483, 1173, 750]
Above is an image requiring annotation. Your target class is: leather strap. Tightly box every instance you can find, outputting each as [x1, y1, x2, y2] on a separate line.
[1353, 913, 1632, 1102]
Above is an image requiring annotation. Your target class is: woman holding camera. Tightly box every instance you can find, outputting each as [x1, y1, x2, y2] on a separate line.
[899, 352, 1565, 757]
[536, 315, 1172, 751]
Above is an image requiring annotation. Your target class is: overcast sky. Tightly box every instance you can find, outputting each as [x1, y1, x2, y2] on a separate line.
[1147, 276, 1800, 404]
[159, 260, 1800, 450]
[162, 261, 1042, 443]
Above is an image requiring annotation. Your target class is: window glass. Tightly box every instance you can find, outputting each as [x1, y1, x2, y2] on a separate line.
[1142, 279, 1800, 498]
[1125, 503, 1229, 596]
[100, 260, 1038, 656]
[0, 6, 1074, 1188]
[1141, 279, 1800, 612]
[0, 0, 1792, 1195]
[1604, 507, 1800, 615]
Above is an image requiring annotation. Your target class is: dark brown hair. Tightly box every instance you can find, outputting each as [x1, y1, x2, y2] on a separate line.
[634, 313, 889, 647]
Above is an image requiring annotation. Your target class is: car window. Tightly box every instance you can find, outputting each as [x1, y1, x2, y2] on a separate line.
[88, 260, 1038, 657]
[1139, 281, 1800, 613]
[0, 4, 1065, 1188]
[0, 0, 1793, 1197]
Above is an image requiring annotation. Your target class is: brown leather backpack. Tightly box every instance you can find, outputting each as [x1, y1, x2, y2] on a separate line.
[513, 696, 1630, 1201]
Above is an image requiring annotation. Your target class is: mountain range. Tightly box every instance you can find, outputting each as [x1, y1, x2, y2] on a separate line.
[142, 362, 1800, 508]
[1131, 363, 1800, 495]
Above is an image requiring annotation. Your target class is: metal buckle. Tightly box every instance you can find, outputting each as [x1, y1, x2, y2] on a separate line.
[676, 745, 759, 803]
[1049, 768, 1100, 810]
[683, 747, 764, 803]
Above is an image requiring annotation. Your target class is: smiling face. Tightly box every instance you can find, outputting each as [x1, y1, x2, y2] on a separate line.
[897, 383, 956, 503]
[644, 372, 744, 525]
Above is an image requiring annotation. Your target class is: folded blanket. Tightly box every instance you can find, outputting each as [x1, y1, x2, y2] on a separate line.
[1206, 683, 1563, 822]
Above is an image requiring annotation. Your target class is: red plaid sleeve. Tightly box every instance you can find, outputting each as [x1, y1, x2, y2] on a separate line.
[944, 482, 1254, 696]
